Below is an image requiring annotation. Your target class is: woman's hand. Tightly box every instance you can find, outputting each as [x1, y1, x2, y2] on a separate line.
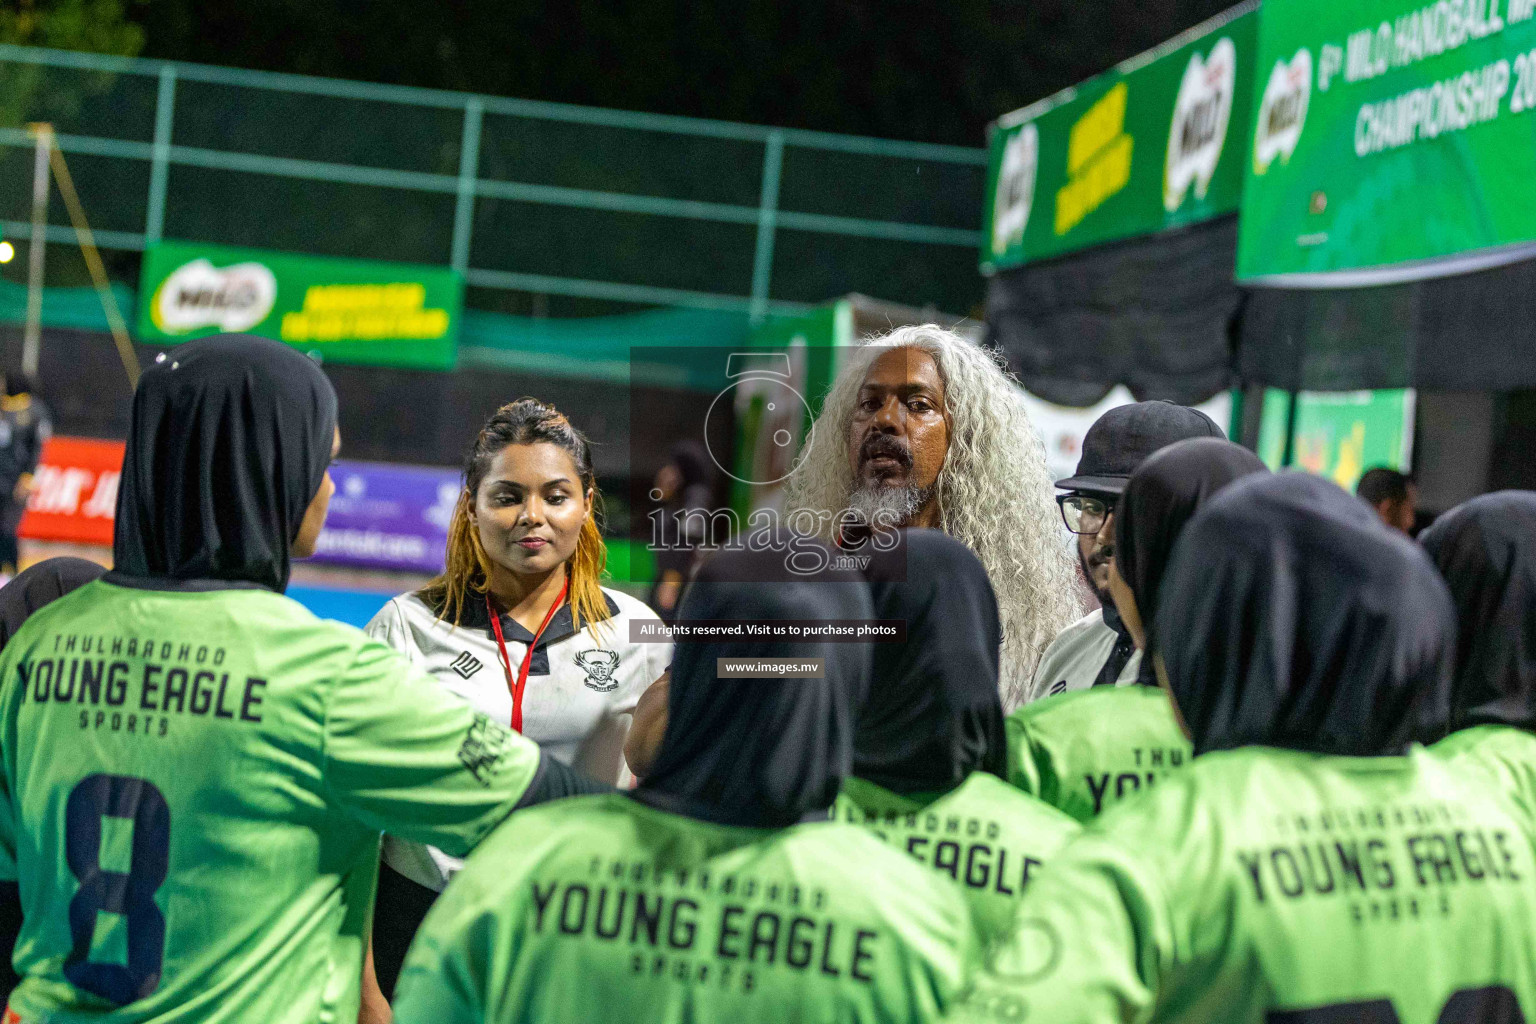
[624, 670, 670, 779]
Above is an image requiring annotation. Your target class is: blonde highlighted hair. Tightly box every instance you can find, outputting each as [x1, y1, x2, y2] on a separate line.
[420, 398, 610, 636]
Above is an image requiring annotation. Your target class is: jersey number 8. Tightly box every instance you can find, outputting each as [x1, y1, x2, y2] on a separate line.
[64, 774, 170, 1006]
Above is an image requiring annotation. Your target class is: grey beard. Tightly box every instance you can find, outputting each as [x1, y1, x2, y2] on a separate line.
[846, 483, 935, 529]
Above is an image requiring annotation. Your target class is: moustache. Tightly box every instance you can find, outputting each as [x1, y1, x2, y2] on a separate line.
[1087, 544, 1114, 566]
[860, 434, 912, 468]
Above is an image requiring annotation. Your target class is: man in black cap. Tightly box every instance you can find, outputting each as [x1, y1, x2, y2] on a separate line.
[1022, 400, 1222, 704]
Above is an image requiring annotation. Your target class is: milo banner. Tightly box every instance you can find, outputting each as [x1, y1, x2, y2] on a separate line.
[982, 4, 1258, 272]
[136, 241, 463, 369]
[1238, 0, 1536, 283]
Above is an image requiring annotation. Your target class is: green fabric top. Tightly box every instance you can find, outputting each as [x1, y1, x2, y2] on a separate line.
[834, 773, 1079, 951]
[1005, 685, 1192, 822]
[1434, 724, 1536, 818]
[953, 744, 1536, 1023]
[393, 792, 978, 1024]
[0, 578, 543, 1023]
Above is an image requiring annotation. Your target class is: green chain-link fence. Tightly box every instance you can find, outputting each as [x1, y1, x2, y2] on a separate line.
[0, 44, 987, 321]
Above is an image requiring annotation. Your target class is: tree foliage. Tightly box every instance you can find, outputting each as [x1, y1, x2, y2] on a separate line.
[0, 0, 145, 55]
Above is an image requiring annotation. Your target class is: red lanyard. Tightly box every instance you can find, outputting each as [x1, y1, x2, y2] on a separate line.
[486, 579, 569, 734]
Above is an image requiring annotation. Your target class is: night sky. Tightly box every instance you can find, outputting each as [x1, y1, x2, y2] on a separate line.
[121, 0, 1241, 145]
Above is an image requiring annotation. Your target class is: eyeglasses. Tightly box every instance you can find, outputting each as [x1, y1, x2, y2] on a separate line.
[1057, 493, 1116, 535]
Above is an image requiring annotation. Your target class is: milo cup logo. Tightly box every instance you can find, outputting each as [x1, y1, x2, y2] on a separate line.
[1164, 37, 1236, 212]
[990, 123, 1038, 257]
[1254, 49, 1313, 175]
[151, 258, 278, 334]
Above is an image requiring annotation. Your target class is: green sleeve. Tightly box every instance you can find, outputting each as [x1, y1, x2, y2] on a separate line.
[320, 637, 545, 856]
[393, 828, 549, 1024]
[949, 831, 1174, 1024]
[1004, 710, 1052, 802]
[1436, 727, 1536, 820]
[391, 906, 489, 1024]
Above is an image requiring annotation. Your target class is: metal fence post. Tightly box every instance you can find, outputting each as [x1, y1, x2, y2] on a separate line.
[748, 131, 784, 325]
[145, 65, 177, 245]
[451, 98, 484, 274]
[22, 124, 52, 378]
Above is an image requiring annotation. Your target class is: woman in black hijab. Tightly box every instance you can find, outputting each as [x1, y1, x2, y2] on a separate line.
[394, 536, 981, 1023]
[956, 474, 1536, 1024]
[636, 535, 871, 825]
[1107, 436, 1269, 669]
[1423, 491, 1536, 813]
[112, 334, 338, 591]
[1004, 438, 1266, 821]
[1157, 472, 1453, 755]
[839, 529, 1079, 947]
[0, 335, 603, 1024]
[853, 529, 1005, 793]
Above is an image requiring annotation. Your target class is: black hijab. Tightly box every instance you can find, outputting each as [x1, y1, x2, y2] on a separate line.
[113, 335, 338, 593]
[1420, 491, 1536, 733]
[636, 534, 872, 828]
[1115, 438, 1268, 683]
[0, 557, 105, 649]
[854, 529, 1006, 794]
[1157, 472, 1455, 756]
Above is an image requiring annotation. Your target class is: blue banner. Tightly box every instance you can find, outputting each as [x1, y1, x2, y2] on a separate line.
[309, 460, 461, 574]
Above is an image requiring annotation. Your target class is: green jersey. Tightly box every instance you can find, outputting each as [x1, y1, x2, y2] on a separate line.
[393, 793, 977, 1024]
[834, 774, 1079, 950]
[0, 579, 545, 1024]
[1434, 726, 1536, 818]
[1005, 686, 1191, 822]
[951, 745, 1536, 1024]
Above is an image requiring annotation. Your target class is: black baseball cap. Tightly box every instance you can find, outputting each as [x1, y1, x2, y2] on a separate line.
[1055, 400, 1224, 495]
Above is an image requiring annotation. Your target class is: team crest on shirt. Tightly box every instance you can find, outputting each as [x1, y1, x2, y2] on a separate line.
[575, 649, 621, 692]
[449, 651, 483, 679]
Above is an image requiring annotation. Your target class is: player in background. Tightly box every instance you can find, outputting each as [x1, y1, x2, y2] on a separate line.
[0, 335, 604, 1024]
[363, 399, 669, 999]
[0, 373, 51, 576]
[1425, 492, 1536, 813]
[1005, 439, 1265, 821]
[392, 536, 977, 1024]
[0, 558, 106, 1004]
[835, 529, 1077, 950]
[950, 473, 1536, 1024]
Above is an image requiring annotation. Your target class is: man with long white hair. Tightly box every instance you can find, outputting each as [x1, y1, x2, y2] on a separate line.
[783, 324, 1081, 709]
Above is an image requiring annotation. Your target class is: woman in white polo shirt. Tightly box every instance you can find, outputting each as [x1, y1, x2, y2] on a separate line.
[363, 397, 671, 1002]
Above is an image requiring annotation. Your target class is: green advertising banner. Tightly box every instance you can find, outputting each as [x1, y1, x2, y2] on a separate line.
[1256, 387, 1416, 489]
[1238, 0, 1536, 283]
[136, 241, 463, 369]
[982, 4, 1258, 272]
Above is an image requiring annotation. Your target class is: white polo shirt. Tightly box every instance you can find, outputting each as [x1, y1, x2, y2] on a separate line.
[1022, 607, 1142, 705]
[365, 586, 671, 890]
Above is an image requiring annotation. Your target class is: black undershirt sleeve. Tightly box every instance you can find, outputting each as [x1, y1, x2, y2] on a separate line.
[513, 751, 616, 810]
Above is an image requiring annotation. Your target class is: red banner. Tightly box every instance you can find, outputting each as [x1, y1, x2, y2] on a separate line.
[17, 436, 125, 547]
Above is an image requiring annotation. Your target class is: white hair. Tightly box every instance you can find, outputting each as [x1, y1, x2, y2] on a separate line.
[783, 324, 1082, 710]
